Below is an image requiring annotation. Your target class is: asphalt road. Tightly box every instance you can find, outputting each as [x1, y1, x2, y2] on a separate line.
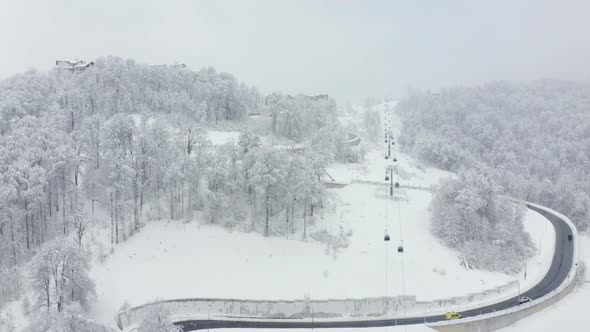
[174, 204, 574, 330]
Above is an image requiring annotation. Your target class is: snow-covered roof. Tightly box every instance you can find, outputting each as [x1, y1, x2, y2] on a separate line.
[55, 59, 95, 71]
[148, 63, 188, 70]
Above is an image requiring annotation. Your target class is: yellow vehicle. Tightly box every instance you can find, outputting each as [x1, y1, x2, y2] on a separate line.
[445, 312, 462, 320]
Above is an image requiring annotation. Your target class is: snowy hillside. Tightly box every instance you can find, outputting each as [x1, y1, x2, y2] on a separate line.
[1, 3, 588, 331]
[83, 119, 555, 328]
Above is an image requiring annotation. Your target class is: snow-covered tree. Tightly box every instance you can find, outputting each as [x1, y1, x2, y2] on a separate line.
[362, 104, 381, 143]
[248, 148, 289, 236]
[30, 239, 95, 312]
[69, 209, 92, 247]
[267, 93, 338, 142]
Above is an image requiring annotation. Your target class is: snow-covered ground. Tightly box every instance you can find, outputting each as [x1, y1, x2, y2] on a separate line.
[327, 148, 454, 189]
[194, 240, 589, 332]
[87, 180, 553, 328]
[0, 300, 27, 332]
[207, 130, 241, 146]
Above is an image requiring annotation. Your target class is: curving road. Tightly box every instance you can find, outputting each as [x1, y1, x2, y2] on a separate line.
[173, 204, 574, 330]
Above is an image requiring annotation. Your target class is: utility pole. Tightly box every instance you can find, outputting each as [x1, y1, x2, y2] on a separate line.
[311, 301, 314, 330]
[387, 165, 395, 196]
[390, 168, 393, 196]
[387, 134, 391, 158]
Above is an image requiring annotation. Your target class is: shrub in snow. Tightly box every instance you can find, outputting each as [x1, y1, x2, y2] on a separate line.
[23, 303, 111, 332]
[137, 303, 182, 332]
[52, 303, 111, 332]
[310, 225, 352, 257]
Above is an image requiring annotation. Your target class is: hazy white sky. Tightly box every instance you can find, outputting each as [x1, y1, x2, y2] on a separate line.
[1, 0, 589, 103]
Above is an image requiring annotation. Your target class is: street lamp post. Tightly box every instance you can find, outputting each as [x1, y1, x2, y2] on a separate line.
[516, 280, 520, 305]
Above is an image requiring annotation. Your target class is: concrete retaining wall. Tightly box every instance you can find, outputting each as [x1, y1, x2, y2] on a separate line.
[116, 295, 414, 329]
[115, 280, 522, 330]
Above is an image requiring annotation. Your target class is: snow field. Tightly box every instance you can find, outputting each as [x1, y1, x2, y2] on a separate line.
[206, 130, 241, 146]
[88, 180, 553, 328]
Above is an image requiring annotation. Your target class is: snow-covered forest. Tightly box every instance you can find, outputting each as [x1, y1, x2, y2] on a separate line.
[0, 56, 345, 316]
[396, 80, 590, 271]
[431, 170, 534, 273]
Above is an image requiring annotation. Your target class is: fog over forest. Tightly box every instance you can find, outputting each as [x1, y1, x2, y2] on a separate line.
[1, 0, 589, 102]
[1, 1, 590, 332]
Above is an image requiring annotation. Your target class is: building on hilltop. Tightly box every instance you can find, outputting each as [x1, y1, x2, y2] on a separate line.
[264, 93, 329, 106]
[55, 59, 95, 72]
[307, 94, 329, 101]
[148, 63, 188, 70]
